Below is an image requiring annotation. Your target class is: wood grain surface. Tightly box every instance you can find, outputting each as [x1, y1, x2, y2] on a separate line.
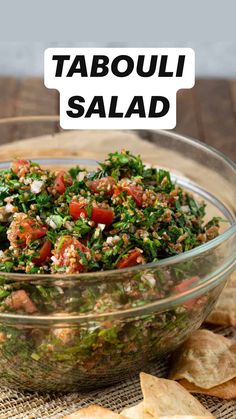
[0, 77, 235, 161]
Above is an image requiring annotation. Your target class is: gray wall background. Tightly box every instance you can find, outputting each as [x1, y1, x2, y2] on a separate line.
[0, 42, 235, 78]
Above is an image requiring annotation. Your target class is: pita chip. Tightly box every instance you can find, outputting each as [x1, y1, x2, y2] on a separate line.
[140, 373, 213, 417]
[228, 271, 236, 287]
[62, 404, 127, 418]
[179, 377, 236, 400]
[206, 286, 236, 327]
[121, 402, 153, 419]
[121, 401, 212, 419]
[170, 329, 236, 389]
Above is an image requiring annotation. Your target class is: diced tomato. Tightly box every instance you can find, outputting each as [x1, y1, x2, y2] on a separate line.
[117, 249, 142, 269]
[126, 185, 143, 207]
[69, 201, 87, 220]
[5, 290, 37, 314]
[91, 207, 114, 225]
[54, 171, 73, 194]
[173, 276, 199, 309]
[19, 218, 47, 245]
[69, 200, 114, 225]
[113, 183, 144, 207]
[87, 176, 116, 195]
[54, 235, 90, 273]
[33, 240, 52, 266]
[11, 159, 30, 176]
[7, 214, 48, 247]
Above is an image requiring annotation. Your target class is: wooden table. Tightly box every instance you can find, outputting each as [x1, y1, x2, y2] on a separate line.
[0, 77, 235, 161]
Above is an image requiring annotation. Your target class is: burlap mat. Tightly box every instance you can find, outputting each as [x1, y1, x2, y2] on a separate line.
[0, 325, 233, 418]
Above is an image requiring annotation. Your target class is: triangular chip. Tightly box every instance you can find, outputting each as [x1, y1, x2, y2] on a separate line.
[170, 329, 236, 388]
[206, 287, 236, 326]
[140, 373, 213, 417]
[62, 404, 127, 418]
[121, 402, 152, 418]
[121, 402, 212, 419]
[179, 377, 236, 400]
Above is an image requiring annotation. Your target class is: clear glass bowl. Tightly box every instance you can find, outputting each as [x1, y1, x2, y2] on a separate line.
[0, 118, 235, 392]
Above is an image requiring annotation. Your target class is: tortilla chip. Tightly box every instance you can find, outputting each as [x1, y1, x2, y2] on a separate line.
[170, 329, 236, 389]
[62, 404, 127, 418]
[121, 402, 152, 418]
[179, 377, 236, 400]
[140, 373, 213, 417]
[206, 286, 236, 327]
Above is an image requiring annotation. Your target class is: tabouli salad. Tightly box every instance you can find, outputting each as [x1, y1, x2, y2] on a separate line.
[0, 151, 223, 391]
[0, 151, 220, 275]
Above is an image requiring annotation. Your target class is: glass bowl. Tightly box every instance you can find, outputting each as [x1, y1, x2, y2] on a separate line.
[0, 118, 235, 392]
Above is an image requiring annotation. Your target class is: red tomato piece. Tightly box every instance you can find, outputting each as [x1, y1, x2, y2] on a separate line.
[126, 185, 143, 207]
[33, 240, 52, 266]
[69, 200, 87, 220]
[91, 207, 114, 225]
[8, 214, 48, 247]
[113, 183, 144, 207]
[11, 159, 30, 176]
[173, 276, 199, 309]
[54, 235, 90, 273]
[69, 200, 114, 225]
[88, 176, 116, 195]
[117, 249, 142, 269]
[19, 218, 48, 244]
[56, 235, 88, 256]
[54, 171, 73, 194]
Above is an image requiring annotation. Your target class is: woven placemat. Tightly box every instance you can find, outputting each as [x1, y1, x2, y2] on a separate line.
[0, 326, 234, 419]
